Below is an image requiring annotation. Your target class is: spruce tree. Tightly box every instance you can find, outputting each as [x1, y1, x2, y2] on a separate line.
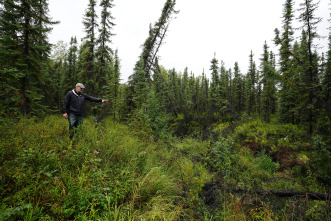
[168, 68, 180, 116]
[47, 40, 67, 110]
[291, 41, 304, 124]
[152, 57, 168, 110]
[260, 42, 277, 122]
[64, 36, 78, 92]
[0, 0, 21, 115]
[247, 51, 257, 116]
[0, 0, 57, 115]
[232, 61, 246, 116]
[177, 70, 185, 114]
[298, 0, 322, 133]
[256, 70, 262, 117]
[126, 0, 177, 118]
[269, 51, 278, 115]
[96, 0, 115, 95]
[193, 74, 200, 114]
[132, 58, 148, 110]
[318, 7, 331, 139]
[101, 48, 120, 119]
[189, 72, 196, 115]
[181, 67, 191, 116]
[81, 0, 98, 96]
[275, 0, 300, 124]
[140, 0, 177, 79]
[112, 49, 121, 119]
[201, 71, 209, 114]
[219, 62, 230, 119]
[323, 19, 331, 125]
[227, 68, 234, 118]
[209, 56, 220, 116]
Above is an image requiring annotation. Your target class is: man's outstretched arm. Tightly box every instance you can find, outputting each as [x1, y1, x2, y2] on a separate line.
[85, 94, 109, 103]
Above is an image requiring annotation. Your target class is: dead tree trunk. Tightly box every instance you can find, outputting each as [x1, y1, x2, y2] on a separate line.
[225, 188, 331, 201]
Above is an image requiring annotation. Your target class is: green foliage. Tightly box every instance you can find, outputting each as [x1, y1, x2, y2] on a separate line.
[207, 137, 240, 184]
[257, 151, 279, 175]
[1, 114, 330, 220]
[63, 37, 78, 92]
[139, 89, 171, 141]
[260, 42, 277, 123]
[311, 135, 331, 184]
[209, 56, 221, 115]
[0, 115, 216, 220]
[1, 0, 330, 219]
[139, 0, 177, 78]
[247, 51, 258, 115]
[0, 0, 57, 115]
[0, 117, 122, 219]
[234, 120, 309, 152]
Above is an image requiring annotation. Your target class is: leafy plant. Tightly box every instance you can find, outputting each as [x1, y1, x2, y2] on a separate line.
[257, 151, 279, 176]
[311, 135, 331, 184]
[208, 137, 240, 184]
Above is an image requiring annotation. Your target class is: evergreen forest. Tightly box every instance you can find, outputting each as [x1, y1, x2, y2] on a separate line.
[0, 0, 330, 220]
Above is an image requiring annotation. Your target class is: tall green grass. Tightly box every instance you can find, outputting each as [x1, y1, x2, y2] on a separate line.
[1, 116, 329, 220]
[0, 116, 213, 220]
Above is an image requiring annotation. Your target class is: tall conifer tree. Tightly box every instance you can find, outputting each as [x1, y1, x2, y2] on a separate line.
[209, 56, 220, 116]
[0, 0, 21, 115]
[298, 0, 322, 133]
[247, 51, 257, 115]
[201, 71, 209, 114]
[181, 67, 191, 115]
[275, 0, 296, 123]
[140, 0, 177, 80]
[65, 36, 78, 91]
[219, 62, 230, 119]
[127, 0, 177, 117]
[260, 42, 277, 122]
[81, 0, 98, 96]
[323, 12, 331, 124]
[96, 0, 115, 95]
[112, 49, 121, 118]
[232, 62, 243, 115]
[133, 58, 148, 110]
[152, 57, 167, 110]
[0, 0, 57, 115]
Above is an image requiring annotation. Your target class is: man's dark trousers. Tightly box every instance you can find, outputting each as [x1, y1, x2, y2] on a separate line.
[68, 113, 83, 139]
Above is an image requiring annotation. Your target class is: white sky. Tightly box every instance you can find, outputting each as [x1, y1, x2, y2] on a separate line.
[48, 0, 330, 83]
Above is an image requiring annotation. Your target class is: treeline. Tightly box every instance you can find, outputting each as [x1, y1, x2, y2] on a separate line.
[0, 0, 120, 117]
[125, 0, 330, 139]
[0, 0, 330, 140]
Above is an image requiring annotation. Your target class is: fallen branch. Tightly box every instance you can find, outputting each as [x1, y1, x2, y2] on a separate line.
[224, 188, 331, 201]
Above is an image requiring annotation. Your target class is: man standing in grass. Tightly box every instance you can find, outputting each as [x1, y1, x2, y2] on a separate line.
[62, 83, 108, 139]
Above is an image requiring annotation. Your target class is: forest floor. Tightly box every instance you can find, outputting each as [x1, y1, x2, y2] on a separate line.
[0, 115, 330, 220]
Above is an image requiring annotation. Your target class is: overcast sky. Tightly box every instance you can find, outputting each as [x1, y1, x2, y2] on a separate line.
[48, 0, 330, 83]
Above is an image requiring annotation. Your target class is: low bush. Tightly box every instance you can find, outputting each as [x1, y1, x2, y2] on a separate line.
[233, 120, 309, 153]
[311, 135, 331, 184]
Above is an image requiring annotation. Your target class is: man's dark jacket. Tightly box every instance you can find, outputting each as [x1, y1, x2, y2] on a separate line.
[62, 89, 102, 116]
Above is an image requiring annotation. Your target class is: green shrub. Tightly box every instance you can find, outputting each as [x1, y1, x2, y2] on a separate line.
[208, 137, 240, 184]
[257, 151, 279, 176]
[311, 135, 331, 184]
[136, 90, 171, 142]
[234, 121, 309, 153]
